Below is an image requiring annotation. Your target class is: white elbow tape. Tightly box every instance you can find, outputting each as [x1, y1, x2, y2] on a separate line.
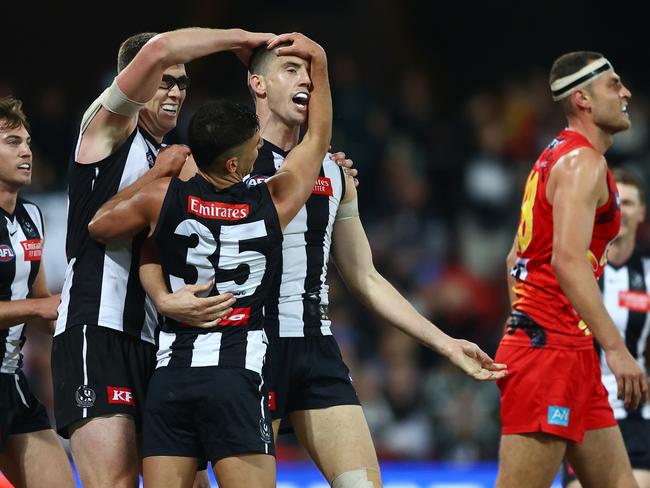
[100, 78, 146, 117]
[335, 196, 360, 221]
[331, 469, 376, 488]
[80, 79, 145, 134]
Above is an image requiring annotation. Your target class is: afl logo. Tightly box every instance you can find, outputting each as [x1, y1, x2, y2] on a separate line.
[0, 245, 15, 262]
[245, 175, 269, 188]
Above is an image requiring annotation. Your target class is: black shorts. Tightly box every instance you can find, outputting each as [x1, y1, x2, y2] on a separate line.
[143, 366, 274, 461]
[0, 370, 51, 451]
[51, 324, 156, 438]
[562, 416, 650, 485]
[264, 335, 360, 429]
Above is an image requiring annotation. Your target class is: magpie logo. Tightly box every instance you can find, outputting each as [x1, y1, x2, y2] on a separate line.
[75, 385, 96, 408]
[259, 419, 271, 444]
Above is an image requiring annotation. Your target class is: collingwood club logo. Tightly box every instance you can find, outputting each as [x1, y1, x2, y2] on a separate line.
[259, 419, 271, 444]
[76, 385, 96, 408]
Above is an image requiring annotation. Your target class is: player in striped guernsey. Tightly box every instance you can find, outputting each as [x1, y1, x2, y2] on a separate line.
[0, 97, 75, 487]
[243, 39, 508, 488]
[88, 32, 332, 488]
[51, 28, 274, 488]
[563, 169, 650, 487]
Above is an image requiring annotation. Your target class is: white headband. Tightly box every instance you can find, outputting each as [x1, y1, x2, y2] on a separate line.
[550, 57, 613, 101]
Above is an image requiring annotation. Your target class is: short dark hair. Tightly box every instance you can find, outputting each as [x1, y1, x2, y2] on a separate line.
[613, 167, 646, 204]
[188, 100, 259, 172]
[249, 42, 291, 75]
[117, 32, 158, 72]
[0, 96, 29, 132]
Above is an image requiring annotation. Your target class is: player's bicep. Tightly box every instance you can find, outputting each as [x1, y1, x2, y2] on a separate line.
[551, 159, 603, 255]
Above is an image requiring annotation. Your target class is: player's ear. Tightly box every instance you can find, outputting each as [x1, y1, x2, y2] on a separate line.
[573, 88, 591, 110]
[224, 157, 238, 174]
[249, 74, 267, 98]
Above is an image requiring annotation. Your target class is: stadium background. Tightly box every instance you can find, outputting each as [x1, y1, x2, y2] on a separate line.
[2, 2, 649, 486]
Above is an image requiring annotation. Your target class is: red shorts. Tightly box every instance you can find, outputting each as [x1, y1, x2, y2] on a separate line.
[496, 332, 616, 443]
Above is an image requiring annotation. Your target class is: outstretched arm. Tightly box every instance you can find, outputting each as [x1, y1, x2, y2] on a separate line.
[331, 179, 506, 381]
[79, 28, 274, 163]
[265, 33, 332, 229]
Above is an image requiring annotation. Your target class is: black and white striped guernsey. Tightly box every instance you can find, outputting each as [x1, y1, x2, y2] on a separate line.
[0, 199, 44, 374]
[599, 253, 650, 419]
[246, 140, 345, 338]
[55, 126, 160, 344]
[153, 175, 282, 373]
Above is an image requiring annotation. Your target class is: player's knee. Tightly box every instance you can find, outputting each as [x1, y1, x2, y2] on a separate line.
[331, 469, 379, 488]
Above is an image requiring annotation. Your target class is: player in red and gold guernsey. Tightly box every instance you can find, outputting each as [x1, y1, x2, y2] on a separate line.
[496, 51, 649, 488]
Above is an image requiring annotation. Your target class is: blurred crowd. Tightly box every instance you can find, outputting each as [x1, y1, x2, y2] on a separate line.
[4, 46, 650, 465]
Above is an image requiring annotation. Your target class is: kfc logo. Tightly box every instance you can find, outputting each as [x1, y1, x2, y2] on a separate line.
[107, 386, 135, 406]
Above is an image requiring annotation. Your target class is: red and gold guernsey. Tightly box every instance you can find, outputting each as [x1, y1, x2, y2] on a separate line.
[509, 129, 621, 349]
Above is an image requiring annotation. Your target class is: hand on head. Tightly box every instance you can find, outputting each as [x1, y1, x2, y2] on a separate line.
[267, 32, 325, 62]
[234, 30, 276, 68]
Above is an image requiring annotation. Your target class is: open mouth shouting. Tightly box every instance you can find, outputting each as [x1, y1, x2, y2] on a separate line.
[292, 91, 310, 112]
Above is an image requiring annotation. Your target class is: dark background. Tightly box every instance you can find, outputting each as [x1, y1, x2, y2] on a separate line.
[4, 2, 650, 462]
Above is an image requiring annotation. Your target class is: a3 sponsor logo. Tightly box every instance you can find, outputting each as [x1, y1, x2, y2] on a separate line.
[547, 405, 570, 427]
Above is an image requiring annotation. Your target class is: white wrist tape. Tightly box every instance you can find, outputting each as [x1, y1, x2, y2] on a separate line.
[335, 195, 360, 221]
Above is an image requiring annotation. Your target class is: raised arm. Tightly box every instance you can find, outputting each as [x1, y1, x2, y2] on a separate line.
[331, 178, 506, 381]
[79, 28, 274, 163]
[265, 33, 332, 229]
[550, 148, 647, 408]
